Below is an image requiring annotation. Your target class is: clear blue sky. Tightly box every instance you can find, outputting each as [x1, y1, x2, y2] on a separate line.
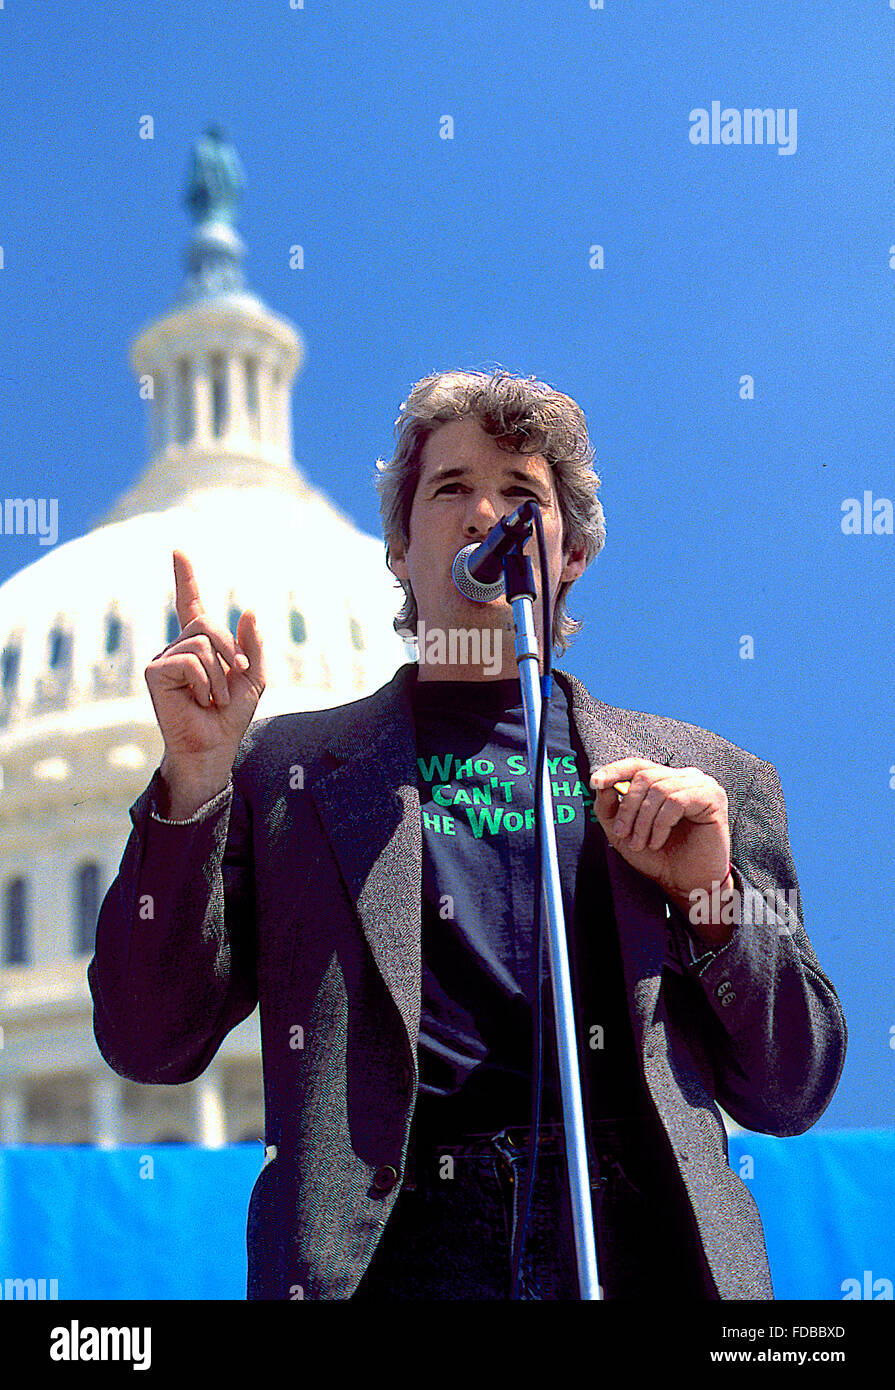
[0, 1, 891, 1129]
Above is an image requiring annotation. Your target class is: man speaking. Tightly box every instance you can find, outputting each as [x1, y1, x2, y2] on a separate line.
[88, 367, 847, 1300]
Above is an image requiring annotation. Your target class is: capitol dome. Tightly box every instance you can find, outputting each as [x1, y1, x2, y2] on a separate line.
[0, 127, 411, 1148]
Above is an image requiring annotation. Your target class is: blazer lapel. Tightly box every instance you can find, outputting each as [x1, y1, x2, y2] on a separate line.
[556, 670, 679, 1050]
[310, 664, 424, 1048]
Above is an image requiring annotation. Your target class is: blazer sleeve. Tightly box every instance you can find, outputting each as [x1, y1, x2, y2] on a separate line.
[663, 755, 847, 1136]
[87, 764, 257, 1085]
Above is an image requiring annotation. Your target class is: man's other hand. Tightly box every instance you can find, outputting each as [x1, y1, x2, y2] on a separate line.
[590, 758, 733, 925]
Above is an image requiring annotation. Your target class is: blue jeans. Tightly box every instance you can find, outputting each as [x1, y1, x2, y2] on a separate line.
[353, 1115, 716, 1300]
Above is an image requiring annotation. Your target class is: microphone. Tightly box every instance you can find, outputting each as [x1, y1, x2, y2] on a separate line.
[451, 501, 537, 603]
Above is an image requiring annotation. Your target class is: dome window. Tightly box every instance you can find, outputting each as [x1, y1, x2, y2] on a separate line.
[34, 622, 73, 711]
[74, 861, 101, 956]
[289, 608, 306, 644]
[245, 357, 259, 437]
[227, 604, 242, 639]
[349, 617, 364, 651]
[48, 626, 71, 671]
[151, 374, 166, 454]
[4, 875, 28, 966]
[105, 613, 122, 656]
[176, 358, 193, 444]
[1, 643, 20, 692]
[211, 353, 228, 437]
[166, 607, 180, 644]
[92, 609, 133, 697]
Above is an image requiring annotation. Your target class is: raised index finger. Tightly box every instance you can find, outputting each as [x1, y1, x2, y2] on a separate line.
[173, 549, 205, 630]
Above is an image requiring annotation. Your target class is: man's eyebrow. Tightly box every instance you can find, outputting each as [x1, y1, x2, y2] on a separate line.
[425, 465, 549, 492]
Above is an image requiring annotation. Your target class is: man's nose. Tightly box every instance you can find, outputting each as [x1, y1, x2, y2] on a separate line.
[463, 492, 505, 537]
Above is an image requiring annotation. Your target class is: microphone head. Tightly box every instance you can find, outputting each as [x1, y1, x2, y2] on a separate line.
[451, 544, 505, 603]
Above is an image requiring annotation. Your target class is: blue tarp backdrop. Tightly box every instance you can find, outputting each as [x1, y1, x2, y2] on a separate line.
[0, 1131, 891, 1300]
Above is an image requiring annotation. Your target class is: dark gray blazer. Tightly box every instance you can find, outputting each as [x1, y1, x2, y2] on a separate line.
[88, 662, 847, 1300]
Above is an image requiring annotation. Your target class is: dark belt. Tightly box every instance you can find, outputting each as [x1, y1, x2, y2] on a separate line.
[404, 1115, 653, 1193]
[421, 1120, 566, 1156]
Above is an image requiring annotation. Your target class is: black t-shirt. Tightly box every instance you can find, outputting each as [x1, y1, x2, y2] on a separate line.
[408, 668, 647, 1140]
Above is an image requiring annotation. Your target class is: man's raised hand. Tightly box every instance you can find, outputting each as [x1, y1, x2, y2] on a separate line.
[145, 550, 266, 817]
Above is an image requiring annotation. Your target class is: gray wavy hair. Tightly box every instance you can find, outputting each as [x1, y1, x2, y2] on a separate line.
[375, 368, 606, 656]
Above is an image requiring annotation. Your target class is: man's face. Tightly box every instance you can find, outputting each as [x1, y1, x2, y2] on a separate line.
[388, 416, 586, 675]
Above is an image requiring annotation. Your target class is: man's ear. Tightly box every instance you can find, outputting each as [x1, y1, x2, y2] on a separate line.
[387, 543, 409, 584]
[560, 543, 587, 585]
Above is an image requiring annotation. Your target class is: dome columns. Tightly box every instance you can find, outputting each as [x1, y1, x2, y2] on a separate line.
[132, 308, 302, 472]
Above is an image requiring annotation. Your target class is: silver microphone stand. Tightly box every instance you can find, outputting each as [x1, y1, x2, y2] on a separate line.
[490, 534, 602, 1301]
[455, 519, 600, 1301]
